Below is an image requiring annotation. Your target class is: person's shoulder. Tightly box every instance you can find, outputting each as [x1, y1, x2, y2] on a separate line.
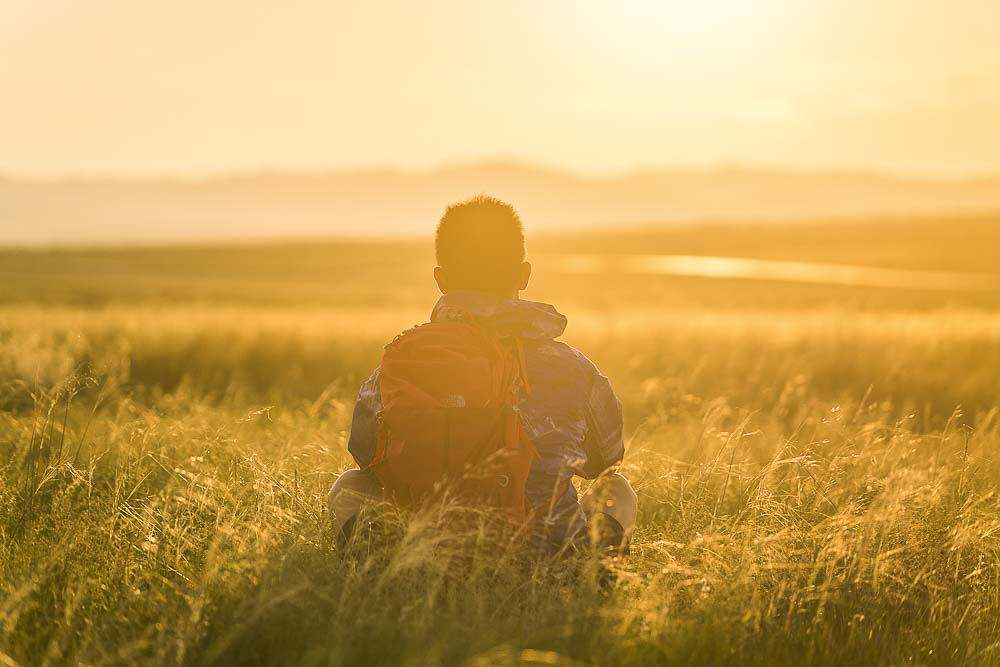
[532, 339, 604, 379]
[358, 365, 381, 396]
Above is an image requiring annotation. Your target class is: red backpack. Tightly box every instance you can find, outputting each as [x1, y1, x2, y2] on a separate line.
[369, 318, 537, 518]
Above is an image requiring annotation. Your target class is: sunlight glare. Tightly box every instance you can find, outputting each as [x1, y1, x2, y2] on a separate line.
[617, 0, 765, 35]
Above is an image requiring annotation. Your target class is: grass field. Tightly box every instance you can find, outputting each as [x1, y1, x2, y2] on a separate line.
[2, 216, 1000, 666]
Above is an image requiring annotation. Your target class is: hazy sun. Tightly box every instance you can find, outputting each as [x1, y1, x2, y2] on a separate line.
[618, 0, 764, 34]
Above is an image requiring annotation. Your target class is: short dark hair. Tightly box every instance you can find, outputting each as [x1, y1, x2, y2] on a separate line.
[435, 195, 526, 292]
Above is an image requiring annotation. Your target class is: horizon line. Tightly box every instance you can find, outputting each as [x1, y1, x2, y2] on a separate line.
[4, 208, 999, 255]
[3, 156, 1000, 186]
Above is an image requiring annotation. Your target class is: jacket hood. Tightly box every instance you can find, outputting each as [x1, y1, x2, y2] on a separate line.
[430, 291, 568, 340]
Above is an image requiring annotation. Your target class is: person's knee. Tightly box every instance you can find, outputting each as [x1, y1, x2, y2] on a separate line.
[328, 468, 382, 533]
[586, 472, 637, 536]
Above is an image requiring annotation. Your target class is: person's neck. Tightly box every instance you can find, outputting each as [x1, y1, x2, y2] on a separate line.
[446, 289, 519, 300]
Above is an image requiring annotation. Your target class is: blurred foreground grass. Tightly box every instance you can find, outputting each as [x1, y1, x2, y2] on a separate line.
[2, 218, 999, 665]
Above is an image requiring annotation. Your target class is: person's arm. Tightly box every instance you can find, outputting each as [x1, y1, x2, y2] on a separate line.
[347, 368, 382, 469]
[578, 371, 625, 479]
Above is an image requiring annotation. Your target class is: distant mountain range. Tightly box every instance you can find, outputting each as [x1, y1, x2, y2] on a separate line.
[3, 161, 1000, 246]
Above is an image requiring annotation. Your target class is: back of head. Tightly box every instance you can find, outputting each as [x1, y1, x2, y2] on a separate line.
[435, 195, 526, 294]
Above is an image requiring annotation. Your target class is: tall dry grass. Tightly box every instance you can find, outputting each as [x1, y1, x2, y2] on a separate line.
[2, 305, 999, 666]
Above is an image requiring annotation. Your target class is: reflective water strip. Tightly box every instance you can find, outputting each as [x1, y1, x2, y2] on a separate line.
[544, 254, 1000, 292]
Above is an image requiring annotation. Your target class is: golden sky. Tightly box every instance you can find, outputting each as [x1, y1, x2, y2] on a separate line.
[3, 0, 1000, 177]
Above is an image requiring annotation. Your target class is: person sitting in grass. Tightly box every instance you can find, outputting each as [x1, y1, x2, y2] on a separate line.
[329, 194, 636, 556]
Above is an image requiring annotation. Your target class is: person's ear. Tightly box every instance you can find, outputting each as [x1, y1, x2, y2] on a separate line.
[433, 266, 449, 294]
[516, 261, 531, 291]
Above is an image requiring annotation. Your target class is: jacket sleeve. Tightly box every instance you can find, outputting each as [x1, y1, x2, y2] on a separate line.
[579, 371, 625, 479]
[347, 368, 382, 469]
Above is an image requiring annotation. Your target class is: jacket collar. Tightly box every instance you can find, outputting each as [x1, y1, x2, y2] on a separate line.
[430, 291, 568, 340]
